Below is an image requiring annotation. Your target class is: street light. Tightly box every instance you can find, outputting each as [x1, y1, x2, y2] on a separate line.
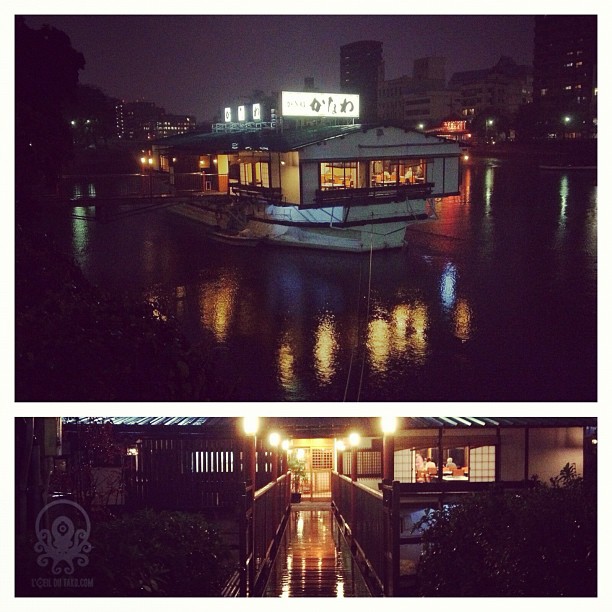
[563, 115, 572, 139]
[486, 118, 494, 143]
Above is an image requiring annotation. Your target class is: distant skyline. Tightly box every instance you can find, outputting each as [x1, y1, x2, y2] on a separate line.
[22, 14, 536, 122]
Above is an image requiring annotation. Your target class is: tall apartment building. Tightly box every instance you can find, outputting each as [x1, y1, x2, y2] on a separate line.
[449, 56, 533, 120]
[533, 15, 597, 137]
[115, 100, 197, 140]
[340, 40, 384, 123]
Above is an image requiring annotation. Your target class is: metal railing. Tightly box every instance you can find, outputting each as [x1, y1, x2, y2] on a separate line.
[312, 183, 433, 207]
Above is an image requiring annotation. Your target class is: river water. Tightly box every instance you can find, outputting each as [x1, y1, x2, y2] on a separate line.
[35, 157, 597, 402]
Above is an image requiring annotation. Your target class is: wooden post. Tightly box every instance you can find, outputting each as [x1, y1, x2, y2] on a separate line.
[383, 433, 395, 481]
[271, 447, 278, 481]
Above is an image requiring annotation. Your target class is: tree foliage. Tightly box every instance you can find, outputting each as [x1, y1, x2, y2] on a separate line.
[50, 418, 124, 517]
[64, 84, 118, 149]
[415, 464, 596, 596]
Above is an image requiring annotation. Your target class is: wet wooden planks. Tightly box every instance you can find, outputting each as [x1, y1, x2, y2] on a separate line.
[264, 505, 370, 597]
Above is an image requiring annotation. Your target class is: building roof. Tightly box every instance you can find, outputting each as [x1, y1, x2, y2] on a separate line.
[63, 416, 596, 438]
[449, 56, 532, 88]
[153, 123, 438, 154]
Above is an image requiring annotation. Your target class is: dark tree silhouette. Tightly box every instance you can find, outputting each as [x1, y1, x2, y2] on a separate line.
[15, 16, 85, 194]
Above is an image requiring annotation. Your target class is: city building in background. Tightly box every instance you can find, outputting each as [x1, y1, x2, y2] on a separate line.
[378, 56, 460, 129]
[340, 40, 384, 123]
[533, 15, 597, 138]
[115, 99, 197, 140]
[448, 56, 533, 123]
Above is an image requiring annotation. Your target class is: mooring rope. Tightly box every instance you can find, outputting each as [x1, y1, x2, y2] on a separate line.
[356, 218, 375, 402]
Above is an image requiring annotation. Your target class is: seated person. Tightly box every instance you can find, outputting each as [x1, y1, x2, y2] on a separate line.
[425, 457, 436, 470]
[446, 457, 457, 469]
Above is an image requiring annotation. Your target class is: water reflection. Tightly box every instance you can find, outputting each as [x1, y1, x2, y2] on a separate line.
[71, 206, 90, 256]
[453, 298, 473, 342]
[559, 174, 569, 219]
[314, 312, 338, 384]
[71, 182, 97, 200]
[278, 332, 299, 396]
[198, 273, 239, 342]
[484, 165, 494, 212]
[440, 262, 457, 310]
[462, 165, 473, 204]
[366, 301, 429, 371]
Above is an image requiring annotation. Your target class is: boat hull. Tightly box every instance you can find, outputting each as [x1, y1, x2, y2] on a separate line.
[168, 197, 434, 252]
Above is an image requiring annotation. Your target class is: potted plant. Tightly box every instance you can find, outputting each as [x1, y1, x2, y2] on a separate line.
[288, 453, 307, 503]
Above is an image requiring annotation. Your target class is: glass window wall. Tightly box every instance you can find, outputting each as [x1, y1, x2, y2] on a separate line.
[239, 160, 270, 188]
[370, 159, 427, 186]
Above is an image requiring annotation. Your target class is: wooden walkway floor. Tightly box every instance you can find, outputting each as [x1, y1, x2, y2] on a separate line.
[263, 503, 370, 597]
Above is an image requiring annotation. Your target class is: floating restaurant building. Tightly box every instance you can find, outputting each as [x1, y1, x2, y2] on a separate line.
[152, 91, 462, 252]
[24, 416, 596, 597]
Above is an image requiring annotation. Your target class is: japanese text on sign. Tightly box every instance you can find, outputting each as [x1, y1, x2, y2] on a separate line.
[281, 91, 360, 118]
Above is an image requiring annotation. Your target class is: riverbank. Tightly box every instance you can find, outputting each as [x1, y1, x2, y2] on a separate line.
[470, 138, 597, 166]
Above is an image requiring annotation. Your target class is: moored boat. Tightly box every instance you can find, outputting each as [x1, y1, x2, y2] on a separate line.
[158, 123, 461, 252]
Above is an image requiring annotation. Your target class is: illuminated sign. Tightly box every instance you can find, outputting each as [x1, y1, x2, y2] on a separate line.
[281, 91, 360, 118]
[238, 105, 246, 121]
[224, 107, 232, 122]
[442, 120, 467, 132]
[252, 103, 261, 121]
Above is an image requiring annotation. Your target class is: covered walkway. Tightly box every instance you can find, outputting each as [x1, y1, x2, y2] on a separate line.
[264, 503, 370, 597]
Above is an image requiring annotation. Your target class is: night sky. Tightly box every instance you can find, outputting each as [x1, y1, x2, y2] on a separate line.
[21, 12, 536, 122]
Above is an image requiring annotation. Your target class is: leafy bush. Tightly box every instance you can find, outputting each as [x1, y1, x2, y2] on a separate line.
[415, 464, 596, 596]
[89, 510, 236, 596]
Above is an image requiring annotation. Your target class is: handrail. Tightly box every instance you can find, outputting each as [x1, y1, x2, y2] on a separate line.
[312, 183, 434, 207]
[254, 472, 288, 500]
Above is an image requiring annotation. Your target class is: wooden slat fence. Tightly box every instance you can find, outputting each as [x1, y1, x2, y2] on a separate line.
[132, 437, 244, 510]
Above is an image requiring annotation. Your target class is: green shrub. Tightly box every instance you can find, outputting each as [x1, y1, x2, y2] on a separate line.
[88, 510, 236, 596]
[415, 464, 596, 596]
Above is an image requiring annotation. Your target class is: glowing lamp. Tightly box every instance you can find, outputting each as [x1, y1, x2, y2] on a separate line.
[381, 416, 397, 435]
[281, 439, 290, 451]
[348, 432, 360, 447]
[335, 440, 345, 452]
[269, 432, 281, 447]
[243, 416, 259, 436]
